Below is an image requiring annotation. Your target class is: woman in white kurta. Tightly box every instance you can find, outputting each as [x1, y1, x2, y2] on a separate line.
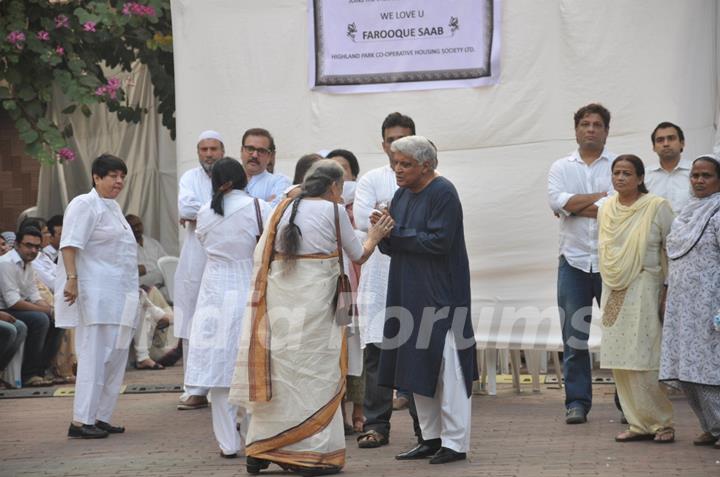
[56, 154, 139, 439]
[185, 158, 269, 457]
[229, 160, 393, 475]
[598, 155, 675, 443]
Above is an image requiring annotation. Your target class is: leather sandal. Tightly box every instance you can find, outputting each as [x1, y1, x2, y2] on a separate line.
[653, 428, 675, 444]
[357, 430, 388, 448]
[693, 431, 718, 446]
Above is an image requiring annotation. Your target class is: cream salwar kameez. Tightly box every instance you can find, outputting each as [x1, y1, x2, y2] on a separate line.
[598, 194, 674, 436]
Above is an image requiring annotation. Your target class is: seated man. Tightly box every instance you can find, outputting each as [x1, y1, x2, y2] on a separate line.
[125, 214, 169, 296]
[0, 227, 62, 386]
[0, 310, 27, 388]
[133, 289, 172, 370]
[23, 217, 57, 292]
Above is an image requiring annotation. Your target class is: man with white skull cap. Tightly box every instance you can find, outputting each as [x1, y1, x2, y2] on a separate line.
[173, 130, 225, 410]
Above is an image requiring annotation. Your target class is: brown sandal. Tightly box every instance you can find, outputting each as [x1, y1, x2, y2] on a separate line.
[653, 428, 675, 444]
[693, 431, 718, 446]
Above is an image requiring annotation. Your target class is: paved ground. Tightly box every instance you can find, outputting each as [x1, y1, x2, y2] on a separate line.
[1, 365, 719, 477]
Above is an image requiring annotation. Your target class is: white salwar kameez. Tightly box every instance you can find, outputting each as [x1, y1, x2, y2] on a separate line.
[174, 167, 212, 397]
[55, 188, 139, 426]
[352, 165, 397, 347]
[246, 170, 291, 207]
[413, 331, 472, 453]
[186, 190, 268, 455]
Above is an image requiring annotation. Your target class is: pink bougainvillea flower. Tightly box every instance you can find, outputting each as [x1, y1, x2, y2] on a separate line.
[55, 14, 70, 29]
[36, 31, 50, 41]
[82, 21, 97, 32]
[55, 45, 65, 56]
[95, 78, 121, 100]
[122, 2, 156, 17]
[6, 31, 26, 47]
[57, 147, 76, 162]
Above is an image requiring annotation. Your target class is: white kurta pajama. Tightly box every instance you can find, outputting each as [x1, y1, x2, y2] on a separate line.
[55, 188, 139, 426]
[352, 165, 397, 347]
[185, 191, 269, 455]
[174, 166, 212, 397]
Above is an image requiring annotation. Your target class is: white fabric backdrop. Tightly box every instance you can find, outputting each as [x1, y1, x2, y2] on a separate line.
[171, 0, 718, 349]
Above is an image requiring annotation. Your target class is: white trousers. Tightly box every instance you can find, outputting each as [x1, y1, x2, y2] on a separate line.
[210, 387, 248, 455]
[181, 338, 209, 397]
[73, 324, 133, 425]
[133, 310, 160, 362]
[413, 331, 472, 453]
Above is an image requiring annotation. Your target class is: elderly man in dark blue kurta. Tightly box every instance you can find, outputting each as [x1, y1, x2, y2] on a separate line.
[375, 135, 478, 465]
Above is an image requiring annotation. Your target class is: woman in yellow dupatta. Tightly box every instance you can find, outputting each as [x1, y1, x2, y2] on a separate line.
[598, 154, 675, 443]
[229, 160, 393, 476]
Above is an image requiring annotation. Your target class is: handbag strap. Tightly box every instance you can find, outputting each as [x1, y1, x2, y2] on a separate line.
[254, 198, 263, 239]
[333, 203, 345, 273]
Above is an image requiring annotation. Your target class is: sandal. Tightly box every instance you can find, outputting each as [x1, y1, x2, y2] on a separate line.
[693, 431, 718, 446]
[135, 360, 165, 370]
[357, 430, 388, 448]
[653, 428, 675, 444]
[615, 430, 654, 442]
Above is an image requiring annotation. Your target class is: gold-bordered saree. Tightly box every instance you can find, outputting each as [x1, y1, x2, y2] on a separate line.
[229, 199, 348, 472]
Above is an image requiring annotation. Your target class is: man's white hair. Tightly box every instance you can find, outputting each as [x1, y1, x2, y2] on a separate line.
[390, 135, 437, 170]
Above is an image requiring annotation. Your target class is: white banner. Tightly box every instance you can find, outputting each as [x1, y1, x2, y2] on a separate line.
[309, 0, 500, 94]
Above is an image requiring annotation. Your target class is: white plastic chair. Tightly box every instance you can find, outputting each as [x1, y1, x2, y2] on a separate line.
[156, 256, 179, 304]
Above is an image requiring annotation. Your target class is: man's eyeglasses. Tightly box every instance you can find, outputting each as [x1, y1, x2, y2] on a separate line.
[242, 145, 273, 157]
[20, 242, 41, 250]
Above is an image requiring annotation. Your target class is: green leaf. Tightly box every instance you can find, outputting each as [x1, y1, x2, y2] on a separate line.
[62, 104, 77, 114]
[19, 128, 39, 144]
[25, 140, 43, 158]
[2, 100, 16, 111]
[0, 86, 10, 100]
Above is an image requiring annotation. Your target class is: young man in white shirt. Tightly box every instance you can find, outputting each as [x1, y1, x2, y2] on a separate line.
[646, 122, 691, 214]
[240, 128, 291, 207]
[547, 103, 615, 425]
[0, 227, 59, 386]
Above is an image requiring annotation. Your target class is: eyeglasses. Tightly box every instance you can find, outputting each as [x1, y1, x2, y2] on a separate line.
[20, 242, 41, 250]
[242, 145, 273, 157]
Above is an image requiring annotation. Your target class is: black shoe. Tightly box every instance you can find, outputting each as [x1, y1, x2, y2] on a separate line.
[219, 452, 237, 458]
[95, 420, 125, 434]
[395, 439, 441, 460]
[246, 456, 270, 474]
[68, 423, 109, 439]
[429, 447, 467, 464]
[565, 407, 587, 424]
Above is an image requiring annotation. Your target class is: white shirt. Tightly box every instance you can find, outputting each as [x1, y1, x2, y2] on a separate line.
[645, 159, 691, 214]
[43, 244, 59, 263]
[174, 166, 212, 339]
[547, 149, 615, 273]
[54, 188, 139, 328]
[352, 165, 398, 345]
[246, 171, 291, 207]
[138, 234, 168, 288]
[0, 249, 41, 309]
[31, 249, 57, 292]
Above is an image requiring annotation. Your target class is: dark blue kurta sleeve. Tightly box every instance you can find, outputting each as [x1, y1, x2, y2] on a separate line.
[384, 182, 460, 255]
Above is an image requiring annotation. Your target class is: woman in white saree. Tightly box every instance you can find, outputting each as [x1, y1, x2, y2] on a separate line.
[230, 160, 393, 475]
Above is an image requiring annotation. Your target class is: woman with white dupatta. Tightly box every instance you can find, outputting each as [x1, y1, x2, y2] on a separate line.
[660, 156, 720, 448]
[184, 158, 269, 458]
[229, 160, 393, 476]
[598, 155, 675, 443]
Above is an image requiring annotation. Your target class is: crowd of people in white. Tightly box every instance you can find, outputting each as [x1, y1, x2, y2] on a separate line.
[1, 107, 719, 475]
